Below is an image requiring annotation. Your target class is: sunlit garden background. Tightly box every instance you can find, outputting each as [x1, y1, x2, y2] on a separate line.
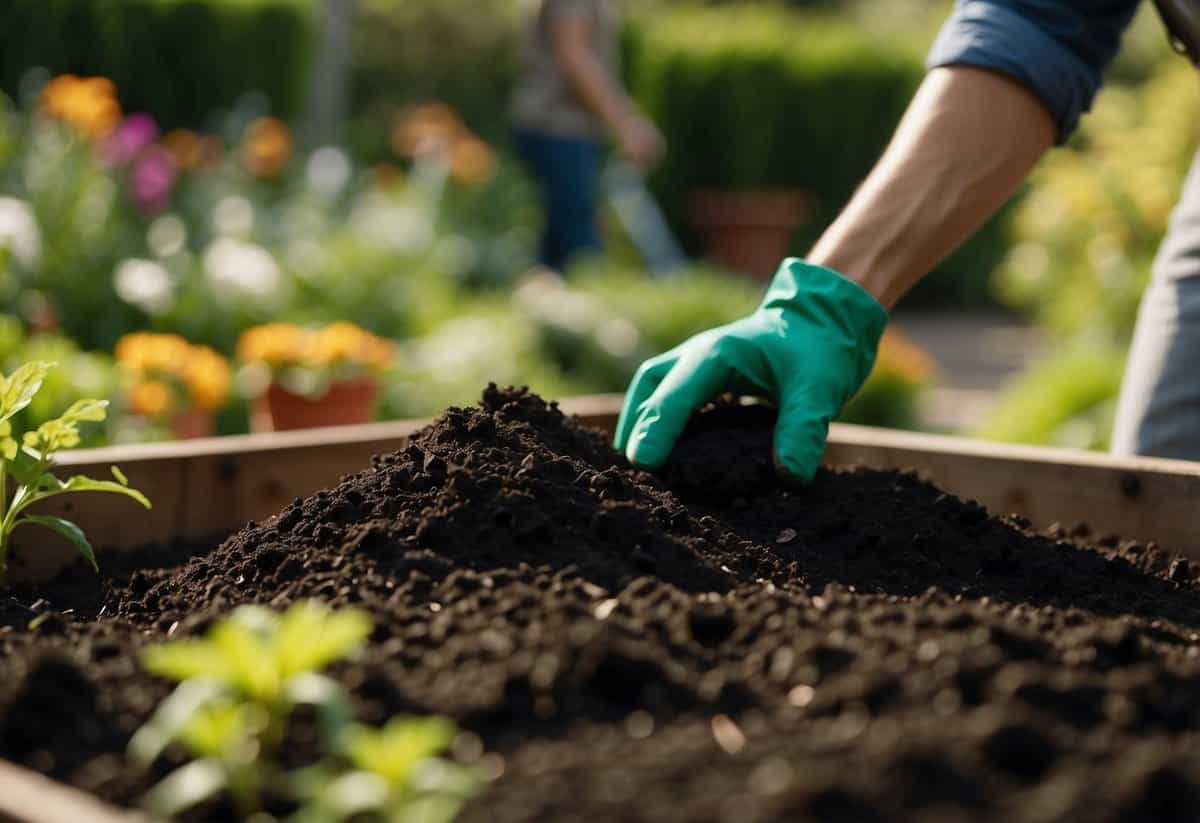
[0, 0, 1193, 449]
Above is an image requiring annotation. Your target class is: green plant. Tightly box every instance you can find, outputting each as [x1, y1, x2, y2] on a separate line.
[0, 0, 313, 129]
[131, 600, 481, 821]
[0, 361, 149, 582]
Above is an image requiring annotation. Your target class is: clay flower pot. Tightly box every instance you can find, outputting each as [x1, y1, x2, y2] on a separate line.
[688, 189, 810, 281]
[170, 408, 215, 440]
[251, 377, 379, 433]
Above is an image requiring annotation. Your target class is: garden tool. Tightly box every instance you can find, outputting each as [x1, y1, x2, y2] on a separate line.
[614, 258, 888, 482]
[603, 159, 687, 278]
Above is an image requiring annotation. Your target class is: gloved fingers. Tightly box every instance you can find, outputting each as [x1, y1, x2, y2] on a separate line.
[771, 386, 832, 484]
[624, 348, 731, 468]
[613, 354, 675, 454]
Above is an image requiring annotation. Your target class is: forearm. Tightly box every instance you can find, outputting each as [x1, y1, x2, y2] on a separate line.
[808, 66, 1055, 309]
[557, 47, 639, 138]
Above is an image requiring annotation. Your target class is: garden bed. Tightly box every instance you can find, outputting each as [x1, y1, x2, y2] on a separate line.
[3, 388, 1200, 821]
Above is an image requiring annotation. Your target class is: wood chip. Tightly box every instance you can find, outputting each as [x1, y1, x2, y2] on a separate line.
[711, 713, 746, 755]
[593, 598, 619, 620]
[776, 528, 797, 544]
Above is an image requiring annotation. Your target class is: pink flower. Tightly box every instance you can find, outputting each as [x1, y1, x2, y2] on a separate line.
[130, 145, 177, 216]
[100, 113, 159, 167]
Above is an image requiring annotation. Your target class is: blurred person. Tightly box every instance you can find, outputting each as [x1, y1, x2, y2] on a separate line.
[615, 0, 1200, 478]
[511, 0, 665, 272]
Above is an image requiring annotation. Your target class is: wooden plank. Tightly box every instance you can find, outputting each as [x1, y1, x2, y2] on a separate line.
[823, 423, 1200, 556]
[0, 760, 151, 823]
[11, 393, 1200, 582]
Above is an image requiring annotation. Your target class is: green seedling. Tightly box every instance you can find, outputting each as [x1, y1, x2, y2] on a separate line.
[291, 716, 482, 823]
[0, 361, 151, 583]
[131, 600, 371, 818]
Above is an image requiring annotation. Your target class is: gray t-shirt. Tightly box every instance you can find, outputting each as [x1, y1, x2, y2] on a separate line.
[510, 0, 620, 141]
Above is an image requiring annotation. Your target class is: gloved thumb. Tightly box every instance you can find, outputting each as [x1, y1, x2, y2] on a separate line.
[772, 392, 831, 484]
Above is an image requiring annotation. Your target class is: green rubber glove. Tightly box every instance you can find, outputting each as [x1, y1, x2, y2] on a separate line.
[614, 258, 889, 481]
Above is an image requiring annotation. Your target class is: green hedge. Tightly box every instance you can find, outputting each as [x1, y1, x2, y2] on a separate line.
[625, 6, 1009, 305]
[0, 0, 314, 127]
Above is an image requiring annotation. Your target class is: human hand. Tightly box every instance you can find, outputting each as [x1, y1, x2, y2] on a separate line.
[616, 114, 665, 171]
[613, 259, 888, 481]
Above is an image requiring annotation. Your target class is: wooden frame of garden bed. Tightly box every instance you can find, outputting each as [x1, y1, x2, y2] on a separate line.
[6, 392, 1200, 820]
[11, 393, 1200, 584]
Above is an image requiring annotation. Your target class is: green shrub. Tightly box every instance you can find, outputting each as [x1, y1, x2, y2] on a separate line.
[0, 0, 314, 127]
[977, 344, 1127, 451]
[623, 5, 1005, 304]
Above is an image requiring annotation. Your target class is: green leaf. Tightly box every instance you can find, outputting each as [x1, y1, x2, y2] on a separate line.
[345, 716, 457, 787]
[180, 700, 267, 759]
[16, 515, 97, 571]
[210, 616, 280, 701]
[0, 361, 51, 422]
[59, 398, 107, 424]
[1, 437, 15, 461]
[128, 678, 229, 765]
[142, 640, 231, 684]
[0, 420, 9, 438]
[141, 758, 228, 819]
[276, 601, 371, 677]
[58, 475, 152, 508]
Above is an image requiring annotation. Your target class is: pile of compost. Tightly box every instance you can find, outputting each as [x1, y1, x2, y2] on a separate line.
[3, 386, 1200, 822]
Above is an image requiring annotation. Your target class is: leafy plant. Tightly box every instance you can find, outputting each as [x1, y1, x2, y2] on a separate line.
[131, 600, 481, 821]
[0, 360, 150, 582]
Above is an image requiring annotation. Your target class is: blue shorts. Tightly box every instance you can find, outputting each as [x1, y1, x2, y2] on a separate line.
[514, 129, 604, 271]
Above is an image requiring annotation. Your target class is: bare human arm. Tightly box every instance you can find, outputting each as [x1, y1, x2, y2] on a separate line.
[808, 65, 1056, 309]
[548, 8, 664, 168]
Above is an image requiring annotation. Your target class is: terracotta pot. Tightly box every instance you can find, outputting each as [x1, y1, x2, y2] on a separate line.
[688, 189, 810, 281]
[251, 378, 379, 433]
[171, 408, 215, 440]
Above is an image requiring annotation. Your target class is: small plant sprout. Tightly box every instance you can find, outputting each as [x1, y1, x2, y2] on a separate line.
[291, 716, 482, 823]
[0, 361, 151, 583]
[130, 600, 372, 818]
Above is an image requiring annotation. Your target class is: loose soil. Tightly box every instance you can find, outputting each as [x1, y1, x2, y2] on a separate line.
[4, 387, 1200, 822]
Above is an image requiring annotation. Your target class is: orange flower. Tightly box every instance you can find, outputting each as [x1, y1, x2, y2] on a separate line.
[449, 137, 496, 185]
[40, 75, 122, 140]
[391, 102, 465, 158]
[130, 379, 172, 417]
[117, 333, 232, 414]
[242, 117, 293, 179]
[164, 129, 223, 172]
[875, 328, 935, 384]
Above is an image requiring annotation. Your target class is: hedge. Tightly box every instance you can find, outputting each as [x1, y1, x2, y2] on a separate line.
[0, 0, 314, 128]
[624, 7, 1010, 304]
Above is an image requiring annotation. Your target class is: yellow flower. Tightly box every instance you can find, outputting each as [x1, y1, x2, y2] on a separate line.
[183, 346, 232, 411]
[238, 322, 394, 374]
[242, 117, 293, 179]
[130, 379, 172, 417]
[40, 75, 122, 140]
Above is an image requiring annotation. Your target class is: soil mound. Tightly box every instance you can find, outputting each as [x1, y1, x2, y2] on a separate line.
[4, 386, 1200, 822]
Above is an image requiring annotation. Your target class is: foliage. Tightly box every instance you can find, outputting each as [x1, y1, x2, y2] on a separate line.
[0, 318, 119, 447]
[0, 0, 313, 129]
[978, 344, 1127, 451]
[984, 32, 1199, 449]
[132, 601, 480, 822]
[0, 361, 150, 583]
[622, 4, 1007, 304]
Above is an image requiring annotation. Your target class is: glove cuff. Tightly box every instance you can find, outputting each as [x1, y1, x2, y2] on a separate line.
[761, 257, 890, 352]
